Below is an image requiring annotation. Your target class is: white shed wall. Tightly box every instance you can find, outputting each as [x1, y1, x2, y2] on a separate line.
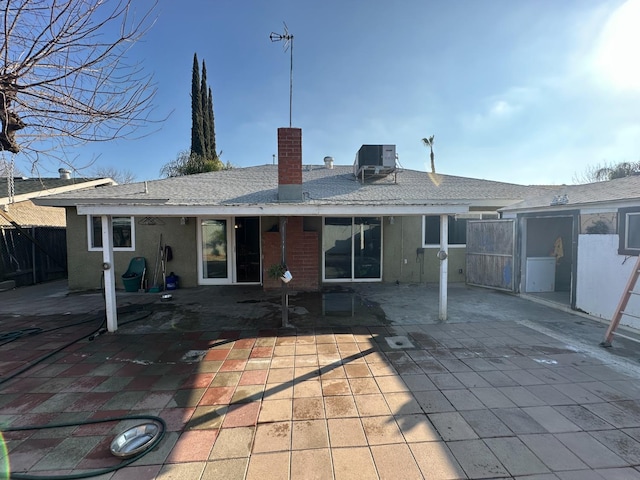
[576, 234, 639, 329]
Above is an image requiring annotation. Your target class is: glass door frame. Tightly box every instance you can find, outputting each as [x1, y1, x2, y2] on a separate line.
[197, 216, 262, 285]
[322, 216, 383, 283]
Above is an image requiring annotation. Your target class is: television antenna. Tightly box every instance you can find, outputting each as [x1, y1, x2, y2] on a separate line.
[270, 22, 294, 127]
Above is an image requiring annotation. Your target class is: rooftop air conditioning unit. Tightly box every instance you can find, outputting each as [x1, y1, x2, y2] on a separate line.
[353, 145, 396, 179]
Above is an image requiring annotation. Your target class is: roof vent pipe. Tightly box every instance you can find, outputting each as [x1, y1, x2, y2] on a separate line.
[324, 156, 334, 169]
[58, 168, 71, 179]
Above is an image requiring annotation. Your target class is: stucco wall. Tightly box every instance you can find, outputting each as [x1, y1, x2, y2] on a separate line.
[576, 233, 639, 329]
[382, 216, 466, 284]
[66, 211, 468, 291]
[65, 208, 198, 291]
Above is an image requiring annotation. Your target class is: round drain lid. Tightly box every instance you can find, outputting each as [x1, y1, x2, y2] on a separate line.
[110, 422, 161, 458]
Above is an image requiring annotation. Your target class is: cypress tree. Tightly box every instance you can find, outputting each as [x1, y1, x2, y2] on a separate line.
[208, 87, 216, 158]
[200, 60, 210, 158]
[191, 53, 205, 157]
[162, 53, 226, 176]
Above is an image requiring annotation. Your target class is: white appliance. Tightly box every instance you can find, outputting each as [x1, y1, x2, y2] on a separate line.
[525, 257, 556, 293]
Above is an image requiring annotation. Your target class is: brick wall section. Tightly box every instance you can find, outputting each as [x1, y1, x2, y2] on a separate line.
[263, 217, 319, 291]
[277, 128, 302, 185]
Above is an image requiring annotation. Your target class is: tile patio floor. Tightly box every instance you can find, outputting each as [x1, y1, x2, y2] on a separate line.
[1, 284, 640, 479]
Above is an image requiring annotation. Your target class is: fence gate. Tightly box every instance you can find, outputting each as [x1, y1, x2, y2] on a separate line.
[466, 219, 516, 292]
[0, 226, 67, 287]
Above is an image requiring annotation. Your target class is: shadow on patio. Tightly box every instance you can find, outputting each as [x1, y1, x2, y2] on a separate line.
[2, 282, 640, 478]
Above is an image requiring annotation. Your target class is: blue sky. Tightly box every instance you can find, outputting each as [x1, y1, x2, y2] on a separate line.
[47, 0, 640, 184]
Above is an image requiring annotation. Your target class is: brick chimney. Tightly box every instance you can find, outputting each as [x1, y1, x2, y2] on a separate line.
[277, 127, 302, 202]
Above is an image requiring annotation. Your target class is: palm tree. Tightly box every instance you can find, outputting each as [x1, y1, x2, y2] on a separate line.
[422, 135, 435, 174]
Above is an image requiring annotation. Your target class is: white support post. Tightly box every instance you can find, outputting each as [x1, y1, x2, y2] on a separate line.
[439, 214, 449, 321]
[101, 215, 118, 332]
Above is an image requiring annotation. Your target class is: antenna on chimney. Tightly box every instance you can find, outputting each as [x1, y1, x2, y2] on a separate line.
[270, 22, 294, 127]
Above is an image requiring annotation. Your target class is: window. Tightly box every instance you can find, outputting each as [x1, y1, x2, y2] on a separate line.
[619, 207, 640, 255]
[88, 216, 135, 251]
[422, 213, 499, 247]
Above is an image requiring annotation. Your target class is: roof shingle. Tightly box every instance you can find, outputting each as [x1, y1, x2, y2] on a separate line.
[501, 175, 640, 211]
[35, 165, 546, 208]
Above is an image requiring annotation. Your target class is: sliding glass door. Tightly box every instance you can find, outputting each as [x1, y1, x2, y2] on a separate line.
[323, 217, 382, 281]
[235, 217, 261, 283]
[199, 217, 261, 284]
[354, 217, 382, 279]
[200, 219, 231, 282]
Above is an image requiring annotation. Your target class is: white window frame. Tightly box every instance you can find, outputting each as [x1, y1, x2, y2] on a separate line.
[87, 215, 135, 252]
[422, 212, 499, 248]
[623, 211, 640, 253]
[197, 216, 233, 285]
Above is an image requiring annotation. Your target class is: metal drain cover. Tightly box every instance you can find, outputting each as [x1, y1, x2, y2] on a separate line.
[385, 336, 414, 349]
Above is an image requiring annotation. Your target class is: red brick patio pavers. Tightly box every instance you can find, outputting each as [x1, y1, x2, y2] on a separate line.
[4, 309, 640, 479]
[221, 402, 261, 428]
[219, 359, 247, 372]
[165, 429, 219, 463]
[238, 369, 268, 386]
[200, 386, 235, 405]
[203, 349, 229, 361]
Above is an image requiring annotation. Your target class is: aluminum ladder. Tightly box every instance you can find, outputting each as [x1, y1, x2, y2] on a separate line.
[600, 256, 640, 347]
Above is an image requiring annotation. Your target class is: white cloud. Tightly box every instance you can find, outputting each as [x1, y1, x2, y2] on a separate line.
[461, 86, 538, 131]
[489, 100, 514, 117]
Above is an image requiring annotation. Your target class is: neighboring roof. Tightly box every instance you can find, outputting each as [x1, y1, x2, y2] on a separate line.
[0, 200, 66, 227]
[501, 175, 640, 213]
[34, 165, 546, 216]
[0, 177, 115, 205]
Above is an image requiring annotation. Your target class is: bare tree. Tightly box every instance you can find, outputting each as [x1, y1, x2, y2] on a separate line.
[0, 0, 159, 171]
[572, 162, 609, 184]
[92, 165, 136, 184]
[0, 155, 24, 176]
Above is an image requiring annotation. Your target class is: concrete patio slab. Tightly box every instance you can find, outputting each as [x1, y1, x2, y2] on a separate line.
[1, 281, 640, 478]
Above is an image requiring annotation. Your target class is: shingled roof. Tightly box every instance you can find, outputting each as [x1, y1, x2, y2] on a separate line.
[1, 177, 114, 205]
[0, 200, 66, 227]
[35, 165, 546, 209]
[500, 175, 640, 212]
[1, 176, 115, 227]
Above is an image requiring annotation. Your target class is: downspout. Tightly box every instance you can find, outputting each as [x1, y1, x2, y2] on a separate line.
[438, 214, 449, 321]
[101, 215, 118, 332]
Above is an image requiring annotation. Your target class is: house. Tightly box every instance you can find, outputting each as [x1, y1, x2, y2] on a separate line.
[498, 175, 640, 330]
[35, 128, 546, 330]
[0, 170, 114, 288]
